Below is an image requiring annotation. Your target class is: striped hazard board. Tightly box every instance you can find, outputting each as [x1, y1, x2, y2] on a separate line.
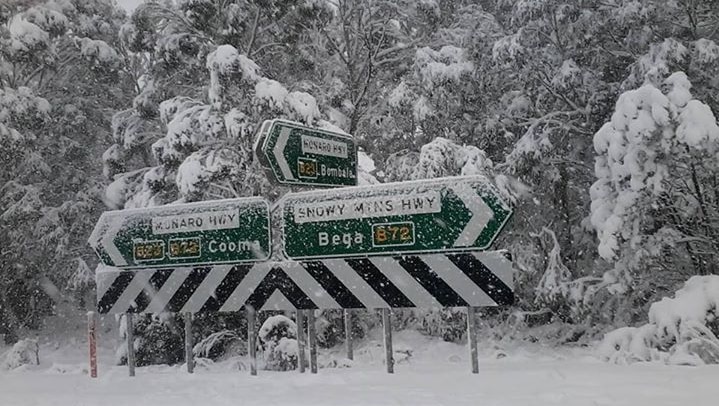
[96, 251, 514, 314]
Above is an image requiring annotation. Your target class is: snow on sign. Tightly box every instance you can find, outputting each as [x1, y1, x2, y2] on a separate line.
[257, 119, 357, 187]
[280, 176, 513, 260]
[88, 198, 271, 269]
[95, 251, 514, 314]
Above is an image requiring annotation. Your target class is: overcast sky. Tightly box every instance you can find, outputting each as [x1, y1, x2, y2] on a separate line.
[117, 0, 143, 12]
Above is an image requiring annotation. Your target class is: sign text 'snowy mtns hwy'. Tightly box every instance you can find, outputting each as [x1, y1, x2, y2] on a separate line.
[280, 176, 513, 260]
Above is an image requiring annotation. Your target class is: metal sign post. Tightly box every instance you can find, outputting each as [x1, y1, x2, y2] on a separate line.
[344, 309, 353, 361]
[307, 310, 318, 374]
[184, 312, 194, 374]
[280, 176, 513, 260]
[88, 311, 97, 378]
[126, 313, 135, 377]
[467, 306, 479, 374]
[382, 309, 393, 374]
[296, 310, 306, 373]
[259, 119, 357, 188]
[247, 307, 257, 376]
[89, 198, 272, 269]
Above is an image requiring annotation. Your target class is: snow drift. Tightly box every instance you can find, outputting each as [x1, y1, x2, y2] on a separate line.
[599, 275, 719, 365]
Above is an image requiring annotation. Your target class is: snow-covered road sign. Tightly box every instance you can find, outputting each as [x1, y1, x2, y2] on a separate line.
[280, 176, 513, 260]
[95, 251, 514, 314]
[88, 198, 271, 269]
[257, 119, 357, 187]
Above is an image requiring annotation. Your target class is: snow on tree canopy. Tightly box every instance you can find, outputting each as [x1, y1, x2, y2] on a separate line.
[0, 123, 23, 142]
[551, 60, 582, 89]
[414, 46, 473, 90]
[165, 104, 225, 151]
[692, 38, 719, 65]
[590, 72, 719, 262]
[175, 149, 241, 196]
[0, 86, 50, 135]
[206, 45, 261, 108]
[223, 108, 251, 140]
[255, 79, 289, 111]
[109, 39, 338, 206]
[286, 91, 320, 124]
[492, 33, 522, 62]
[8, 16, 50, 55]
[204, 44, 320, 123]
[413, 96, 433, 121]
[623, 38, 688, 89]
[75, 37, 120, 67]
[413, 137, 493, 180]
[23, 5, 69, 37]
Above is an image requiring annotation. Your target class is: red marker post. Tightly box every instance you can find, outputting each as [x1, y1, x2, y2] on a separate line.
[88, 311, 98, 378]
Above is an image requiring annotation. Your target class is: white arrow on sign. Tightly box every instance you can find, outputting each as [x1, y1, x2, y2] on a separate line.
[450, 184, 494, 247]
[99, 214, 127, 267]
[272, 126, 295, 181]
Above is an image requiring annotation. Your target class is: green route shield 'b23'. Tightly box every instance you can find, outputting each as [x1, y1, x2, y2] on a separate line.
[88, 197, 271, 269]
[280, 176, 513, 260]
[257, 119, 357, 187]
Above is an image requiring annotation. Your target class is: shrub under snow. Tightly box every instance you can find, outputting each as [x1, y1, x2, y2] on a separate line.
[599, 275, 719, 365]
[258, 315, 298, 371]
[2, 339, 39, 370]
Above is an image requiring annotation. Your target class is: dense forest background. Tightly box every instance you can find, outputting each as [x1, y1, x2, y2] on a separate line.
[1, 0, 718, 364]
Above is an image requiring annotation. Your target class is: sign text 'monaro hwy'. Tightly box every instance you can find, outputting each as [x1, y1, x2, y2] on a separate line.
[88, 197, 271, 269]
[258, 119, 357, 187]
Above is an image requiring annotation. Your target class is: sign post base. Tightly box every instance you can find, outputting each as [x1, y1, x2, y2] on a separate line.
[382, 309, 394, 374]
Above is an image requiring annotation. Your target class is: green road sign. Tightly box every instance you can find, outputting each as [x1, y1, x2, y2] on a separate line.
[280, 176, 513, 260]
[88, 198, 271, 269]
[258, 119, 357, 187]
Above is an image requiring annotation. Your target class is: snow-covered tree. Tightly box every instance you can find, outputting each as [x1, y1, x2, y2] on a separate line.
[107, 1, 335, 208]
[0, 0, 128, 339]
[591, 72, 719, 297]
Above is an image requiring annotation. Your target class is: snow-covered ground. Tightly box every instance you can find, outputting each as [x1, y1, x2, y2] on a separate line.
[0, 327, 715, 406]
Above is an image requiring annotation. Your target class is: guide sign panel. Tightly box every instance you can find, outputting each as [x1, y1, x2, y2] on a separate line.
[258, 119, 357, 187]
[88, 198, 271, 269]
[280, 176, 513, 260]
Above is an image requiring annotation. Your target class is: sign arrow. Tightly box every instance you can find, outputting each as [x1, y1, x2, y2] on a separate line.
[101, 214, 128, 267]
[273, 126, 294, 181]
[450, 184, 494, 247]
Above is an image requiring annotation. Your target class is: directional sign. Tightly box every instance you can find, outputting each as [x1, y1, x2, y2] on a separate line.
[88, 198, 271, 269]
[95, 251, 515, 314]
[280, 176, 512, 260]
[258, 119, 357, 187]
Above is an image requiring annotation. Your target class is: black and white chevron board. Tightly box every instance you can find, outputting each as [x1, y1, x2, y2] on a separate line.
[96, 251, 514, 314]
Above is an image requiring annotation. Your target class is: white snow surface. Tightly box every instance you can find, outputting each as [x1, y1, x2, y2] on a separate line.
[0, 325, 716, 405]
[599, 275, 719, 365]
